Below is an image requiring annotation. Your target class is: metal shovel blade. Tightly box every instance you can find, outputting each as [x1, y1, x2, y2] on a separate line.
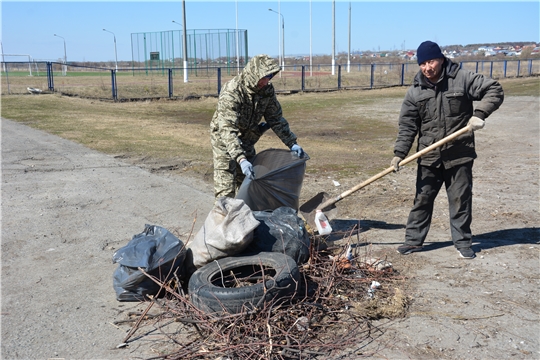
[299, 192, 338, 229]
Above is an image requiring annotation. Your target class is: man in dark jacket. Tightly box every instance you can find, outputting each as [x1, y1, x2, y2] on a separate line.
[210, 54, 304, 199]
[392, 41, 504, 259]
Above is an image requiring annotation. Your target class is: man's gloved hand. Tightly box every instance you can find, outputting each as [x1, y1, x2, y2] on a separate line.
[239, 159, 255, 179]
[258, 122, 270, 134]
[391, 156, 403, 172]
[468, 116, 485, 131]
[290, 144, 304, 157]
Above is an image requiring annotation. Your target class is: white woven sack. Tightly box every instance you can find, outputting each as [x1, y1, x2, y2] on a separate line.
[187, 197, 259, 269]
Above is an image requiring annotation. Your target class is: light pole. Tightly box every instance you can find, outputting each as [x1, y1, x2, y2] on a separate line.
[102, 29, 118, 71]
[54, 34, 67, 75]
[235, 0, 240, 74]
[331, 1, 335, 76]
[309, 0, 312, 76]
[347, 2, 351, 73]
[268, 8, 285, 69]
[172, 20, 183, 69]
[172, 16, 188, 83]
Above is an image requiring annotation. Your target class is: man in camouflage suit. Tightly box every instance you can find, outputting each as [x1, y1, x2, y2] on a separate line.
[210, 54, 304, 199]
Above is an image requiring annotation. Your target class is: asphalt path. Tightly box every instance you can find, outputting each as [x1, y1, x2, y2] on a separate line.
[1, 118, 214, 359]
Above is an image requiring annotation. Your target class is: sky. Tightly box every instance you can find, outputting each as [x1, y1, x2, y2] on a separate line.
[1, 0, 539, 63]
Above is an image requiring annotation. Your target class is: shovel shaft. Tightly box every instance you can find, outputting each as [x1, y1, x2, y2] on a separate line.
[316, 125, 472, 211]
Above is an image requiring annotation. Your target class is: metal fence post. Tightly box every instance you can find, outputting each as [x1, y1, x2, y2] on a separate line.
[503, 60, 507, 78]
[370, 63, 375, 89]
[517, 60, 521, 77]
[490, 61, 493, 78]
[400, 64, 405, 86]
[217, 67, 222, 95]
[528, 60, 533, 76]
[168, 68, 173, 98]
[4, 62, 10, 94]
[475, 61, 479, 73]
[301, 65, 305, 91]
[337, 64, 341, 90]
[111, 70, 117, 101]
[47, 62, 54, 91]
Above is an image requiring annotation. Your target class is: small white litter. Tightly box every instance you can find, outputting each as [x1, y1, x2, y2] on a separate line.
[27, 87, 43, 94]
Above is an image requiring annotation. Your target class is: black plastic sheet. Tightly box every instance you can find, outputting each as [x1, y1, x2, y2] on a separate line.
[236, 148, 309, 211]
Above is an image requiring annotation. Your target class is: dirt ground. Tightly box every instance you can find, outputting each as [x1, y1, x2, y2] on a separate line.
[2, 95, 539, 359]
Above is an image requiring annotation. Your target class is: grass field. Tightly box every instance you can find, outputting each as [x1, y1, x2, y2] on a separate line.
[2, 76, 539, 187]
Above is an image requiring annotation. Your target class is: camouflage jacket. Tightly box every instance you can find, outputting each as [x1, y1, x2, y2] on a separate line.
[210, 55, 297, 163]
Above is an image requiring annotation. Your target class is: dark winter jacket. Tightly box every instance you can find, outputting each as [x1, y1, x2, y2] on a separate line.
[210, 55, 297, 163]
[394, 58, 504, 168]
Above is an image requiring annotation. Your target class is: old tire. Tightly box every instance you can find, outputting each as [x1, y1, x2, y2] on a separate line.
[188, 252, 300, 315]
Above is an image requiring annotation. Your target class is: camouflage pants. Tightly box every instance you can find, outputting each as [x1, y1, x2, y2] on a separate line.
[211, 134, 256, 199]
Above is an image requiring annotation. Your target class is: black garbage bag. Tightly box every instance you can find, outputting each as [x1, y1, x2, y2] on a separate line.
[112, 224, 186, 302]
[236, 148, 309, 211]
[241, 207, 310, 265]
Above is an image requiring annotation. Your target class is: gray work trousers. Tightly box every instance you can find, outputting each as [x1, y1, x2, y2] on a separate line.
[404, 161, 474, 249]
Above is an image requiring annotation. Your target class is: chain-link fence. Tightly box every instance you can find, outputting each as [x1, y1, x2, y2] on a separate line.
[130, 29, 248, 74]
[2, 59, 539, 100]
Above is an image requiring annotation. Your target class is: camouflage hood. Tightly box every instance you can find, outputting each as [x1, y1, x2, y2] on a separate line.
[239, 54, 281, 92]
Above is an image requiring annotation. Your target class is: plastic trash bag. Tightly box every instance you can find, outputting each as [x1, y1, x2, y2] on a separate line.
[241, 207, 311, 265]
[112, 224, 186, 302]
[236, 148, 309, 211]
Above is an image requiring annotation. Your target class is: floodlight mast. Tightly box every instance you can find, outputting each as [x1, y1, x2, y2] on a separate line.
[103, 29, 118, 71]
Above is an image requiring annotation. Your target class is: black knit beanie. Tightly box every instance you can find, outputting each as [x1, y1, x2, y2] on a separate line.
[416, 41, 444, 65]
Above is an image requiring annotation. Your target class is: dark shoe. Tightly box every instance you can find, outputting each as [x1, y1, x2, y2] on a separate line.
[457, 247, 476, 259]
[397, 244, 423, 255]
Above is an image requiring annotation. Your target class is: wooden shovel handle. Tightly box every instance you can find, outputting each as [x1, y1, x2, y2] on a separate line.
[317, 125, 472, 211]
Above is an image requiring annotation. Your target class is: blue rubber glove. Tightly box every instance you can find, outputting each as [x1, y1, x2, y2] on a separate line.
[239, 159, 255, 179]
[290, 144, 304, 157]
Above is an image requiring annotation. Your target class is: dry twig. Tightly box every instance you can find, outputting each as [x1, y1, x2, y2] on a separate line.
[116, 234, 409, 359]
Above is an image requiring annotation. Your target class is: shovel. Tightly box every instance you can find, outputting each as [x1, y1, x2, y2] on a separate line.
[299, 125, 473, 228]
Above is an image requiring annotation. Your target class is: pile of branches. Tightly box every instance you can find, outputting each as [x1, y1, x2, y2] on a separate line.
[117, 240, 409, 359]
